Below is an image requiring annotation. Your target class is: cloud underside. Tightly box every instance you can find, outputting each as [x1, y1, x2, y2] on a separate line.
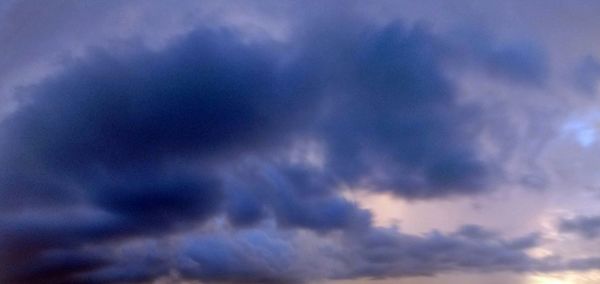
[0, 14, 586, 284]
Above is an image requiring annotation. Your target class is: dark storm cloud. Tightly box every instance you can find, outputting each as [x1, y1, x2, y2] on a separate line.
[4, 250, 109, 284]
[0, 25, 317, 236]
[0, 3, 558, 283]
[223, 162, 372, 232]
[91, 173, 223, 232]
[54, 225, 547, 284]
[75, 242, 170, 284]
[309, 22, 495, 198]
[1, 18, 497, 230]
[0, 174, 220, 268]
[559, 215, 600, 239]
[178, 230, 299, 284]
[3, 29, 315, 174]
[0, 27, 310, 282]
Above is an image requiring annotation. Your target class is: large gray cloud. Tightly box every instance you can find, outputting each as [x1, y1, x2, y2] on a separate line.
[0, 1, 579, 283]
[5, 224, 543, 284]
[559, 215, 600, 240]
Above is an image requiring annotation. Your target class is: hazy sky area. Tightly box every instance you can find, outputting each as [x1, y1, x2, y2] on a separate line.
[2, 1, 600, 283]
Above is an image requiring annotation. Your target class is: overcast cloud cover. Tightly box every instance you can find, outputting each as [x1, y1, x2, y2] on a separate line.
[2, 1, 600, 284]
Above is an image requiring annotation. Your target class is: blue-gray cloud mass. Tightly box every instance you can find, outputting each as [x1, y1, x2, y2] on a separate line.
[560, 215, 600, 240]
[0, 1, 595, 284]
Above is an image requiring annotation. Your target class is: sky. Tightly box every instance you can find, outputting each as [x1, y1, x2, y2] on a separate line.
[2, 1, 600, 284]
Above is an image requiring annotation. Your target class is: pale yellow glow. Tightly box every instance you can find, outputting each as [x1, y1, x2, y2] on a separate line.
[527, 272, 600, 284]
[529, 275, 571, 284]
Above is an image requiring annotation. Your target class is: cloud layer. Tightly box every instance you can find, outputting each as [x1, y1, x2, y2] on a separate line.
[0, 1, 598, 284]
